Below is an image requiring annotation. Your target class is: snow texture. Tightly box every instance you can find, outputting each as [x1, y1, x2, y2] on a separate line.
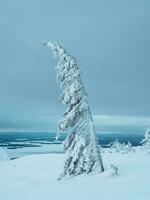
[0, 147, 10, 162]
[0, 150, 149, 200]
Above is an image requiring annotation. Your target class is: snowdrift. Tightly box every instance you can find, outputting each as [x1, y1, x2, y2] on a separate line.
[0, 150, 150, 200]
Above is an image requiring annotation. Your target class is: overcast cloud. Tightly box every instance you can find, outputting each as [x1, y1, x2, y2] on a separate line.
[0, 0, 150, 131]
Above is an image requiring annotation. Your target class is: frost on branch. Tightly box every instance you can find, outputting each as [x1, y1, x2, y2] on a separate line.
[141, 128, 150, 153]
[44, 41, 104, 179]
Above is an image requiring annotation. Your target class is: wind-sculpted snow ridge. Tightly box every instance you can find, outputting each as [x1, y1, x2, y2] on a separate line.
[44, 41, 104, 179]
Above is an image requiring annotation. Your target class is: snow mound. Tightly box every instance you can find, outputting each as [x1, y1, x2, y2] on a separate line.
[0, 150, 150, 200]
[0, 147, 10, 162]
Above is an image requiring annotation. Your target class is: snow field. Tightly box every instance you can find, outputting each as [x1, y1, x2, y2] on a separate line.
[0, 150, 150, 200]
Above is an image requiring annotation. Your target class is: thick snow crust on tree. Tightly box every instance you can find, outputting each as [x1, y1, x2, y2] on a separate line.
[0, 147, 10, 162]
[45, 41, 104, 179]
[141, 128, 150, 153]
[0, 150, 149, 200]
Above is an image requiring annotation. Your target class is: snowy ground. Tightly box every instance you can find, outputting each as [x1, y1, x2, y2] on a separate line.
[0, 150, 150, 200]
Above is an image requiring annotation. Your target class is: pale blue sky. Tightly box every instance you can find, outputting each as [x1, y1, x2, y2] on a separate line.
[0, 0, 150, 131]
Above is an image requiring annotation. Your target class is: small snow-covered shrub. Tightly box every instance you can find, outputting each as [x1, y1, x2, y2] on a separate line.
[109, 164, 119, 177]
[0, 147, 10, 162]
[126, 141, 135, 153]
[108, 139, 122, 153]
[109, 140, 135, 154]
[109, 139, 125, 154]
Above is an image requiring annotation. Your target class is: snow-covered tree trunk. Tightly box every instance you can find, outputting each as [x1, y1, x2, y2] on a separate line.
[44, 41, 104, 179]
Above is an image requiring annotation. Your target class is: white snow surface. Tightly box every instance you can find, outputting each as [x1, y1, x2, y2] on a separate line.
[0, 150, 150, 200]
[0, 147, 10, 161]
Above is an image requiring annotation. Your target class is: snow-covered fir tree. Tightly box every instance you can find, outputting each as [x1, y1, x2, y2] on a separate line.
[44, 41, 104, 179]
[141, 128, 150, 153]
